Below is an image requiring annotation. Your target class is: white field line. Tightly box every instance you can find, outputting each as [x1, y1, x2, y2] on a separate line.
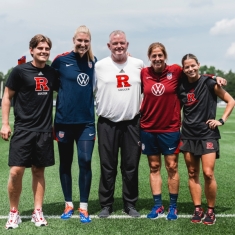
[222, 132, 235, 134]
[1, 214, 235, 219]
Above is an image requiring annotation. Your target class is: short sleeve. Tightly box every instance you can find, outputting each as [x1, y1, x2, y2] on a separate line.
[5, 66, 22, 91]
[205, 77, 216, 92]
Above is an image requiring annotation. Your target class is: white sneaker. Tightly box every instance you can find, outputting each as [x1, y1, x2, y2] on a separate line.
[5, 208, 22, 229]
[31, 208, 48, 227]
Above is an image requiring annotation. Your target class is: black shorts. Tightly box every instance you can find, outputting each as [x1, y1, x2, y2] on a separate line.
[9, 129, 55, 167]
[180, 139, 220, 159]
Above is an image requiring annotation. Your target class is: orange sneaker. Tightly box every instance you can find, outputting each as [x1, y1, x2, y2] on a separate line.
[79, 208, 91, 223]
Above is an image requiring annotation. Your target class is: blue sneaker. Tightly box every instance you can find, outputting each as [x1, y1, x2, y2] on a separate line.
[61, 205, 74, 220]
[147, 205, 164, 219]
[79, 208, 91, 223]
[166, 206, 178, 220]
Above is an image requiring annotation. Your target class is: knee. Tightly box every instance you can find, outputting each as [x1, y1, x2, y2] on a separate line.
[9, 167, 24, 179]
[166, 162, 178, 175]
[32, 166, 45, 178]
[149, 162, 161, 174]
[79, 157, 91, 170]
[203, 170, 214, 182]
[188, 168, 199, 180]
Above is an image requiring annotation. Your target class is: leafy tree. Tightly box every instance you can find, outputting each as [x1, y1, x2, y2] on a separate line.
[4, 68, 14, 85]
[224, 70, 235, 98]
[0, 71, 4, 82]
[46, 60, 52, 66]
[199, 65, 235, 98]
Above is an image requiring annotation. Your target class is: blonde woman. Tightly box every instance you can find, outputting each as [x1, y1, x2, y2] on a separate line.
[51, 25, 97, 223]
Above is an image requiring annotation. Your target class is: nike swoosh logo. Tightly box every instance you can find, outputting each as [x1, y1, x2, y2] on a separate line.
[89, 133, 95, 136]
[169, 147, 176, 150]
[66, 64, 73, 67]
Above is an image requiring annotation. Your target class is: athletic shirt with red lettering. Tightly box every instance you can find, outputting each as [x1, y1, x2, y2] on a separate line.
[140, 64, 182, 133]
[6, 62, 59, 132]
[178, 75, 220, 139]
[95, 56, 144, 122]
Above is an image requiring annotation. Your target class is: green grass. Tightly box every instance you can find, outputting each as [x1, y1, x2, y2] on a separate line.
[0, 107, 235, 234]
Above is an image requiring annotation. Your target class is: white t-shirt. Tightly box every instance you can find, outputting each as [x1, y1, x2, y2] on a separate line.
[95, 56, 144, 122]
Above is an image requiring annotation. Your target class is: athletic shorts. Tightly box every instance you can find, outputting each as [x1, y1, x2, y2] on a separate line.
[9, 129, 54, 167]
[140, 130, 180, 156]
[54, 123, 95, 143]
[180, 139, 220, 159]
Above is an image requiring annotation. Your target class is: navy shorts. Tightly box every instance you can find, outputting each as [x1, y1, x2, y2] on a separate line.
[54, 123, 96, 143]
[9, 129, 54, 167]
[180, 139, 220, 159]
[140, 130, 180, 156]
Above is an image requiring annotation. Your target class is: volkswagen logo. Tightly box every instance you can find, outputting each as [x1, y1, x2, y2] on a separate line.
[151, 83, 165, 96]
[77, 73, 89, 86]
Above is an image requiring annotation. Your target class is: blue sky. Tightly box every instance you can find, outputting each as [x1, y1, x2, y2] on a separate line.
[0, 0, 235, 74]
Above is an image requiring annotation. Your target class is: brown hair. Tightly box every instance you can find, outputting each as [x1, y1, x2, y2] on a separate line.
[29, 34, 52, 50]
[29, 34, 52, 57]
[181, 53, 199, 67]
[147, 42, 167, 60]
[73, 25, 95, 62]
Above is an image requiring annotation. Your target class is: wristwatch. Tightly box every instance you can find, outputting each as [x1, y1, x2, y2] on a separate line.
[218, 118, 224, 125]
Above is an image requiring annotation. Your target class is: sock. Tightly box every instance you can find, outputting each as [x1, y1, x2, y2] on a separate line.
[153, 194, 162, 207]
[207, 207, 214, 213]
[65, 201, 74, 208]
[80, 202, 88, 211]
[169, 193, 178, 208]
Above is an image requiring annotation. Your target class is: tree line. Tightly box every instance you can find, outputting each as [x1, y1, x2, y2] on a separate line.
[0, 63, 235, 98]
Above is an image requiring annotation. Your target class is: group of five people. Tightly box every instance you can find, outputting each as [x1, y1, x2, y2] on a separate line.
[1, 25, 234, 229]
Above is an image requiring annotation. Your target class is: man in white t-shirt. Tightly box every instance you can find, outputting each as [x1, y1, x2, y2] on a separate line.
[95, 30, 144, 218]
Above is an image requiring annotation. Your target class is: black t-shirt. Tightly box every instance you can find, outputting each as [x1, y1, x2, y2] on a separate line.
[6, 62, 59, 132]
[178, 75, 221, 140]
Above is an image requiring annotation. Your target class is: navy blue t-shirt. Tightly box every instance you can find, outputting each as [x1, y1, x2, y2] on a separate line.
[51, 52, 96, 124]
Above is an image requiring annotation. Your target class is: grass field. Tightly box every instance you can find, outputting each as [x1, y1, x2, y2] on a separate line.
[0, 107, 235, 234]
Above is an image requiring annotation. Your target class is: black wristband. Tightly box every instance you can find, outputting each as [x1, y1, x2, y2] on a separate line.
[218, 118, 224, 125]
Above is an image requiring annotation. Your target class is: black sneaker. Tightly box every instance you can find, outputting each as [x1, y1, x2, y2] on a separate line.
[123, 206, 140, 217]
[202, 209, 216, 225]
[191, 207, 204, 223]
[98, 207, 113, 218]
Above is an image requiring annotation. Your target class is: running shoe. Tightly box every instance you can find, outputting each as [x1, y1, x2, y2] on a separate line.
[123, 206, 140, 217]
[166, 206, 178, 220]
[79, 208, 91, 223]
[31, 208, 48, 226]
[61, 205, 74, 220]
[98, 206, 113, 218]
[147, 205, 164, 219]
[202, 209, 216, 225]
[5, 208, 22, 229]
[191, 207, 204, 223]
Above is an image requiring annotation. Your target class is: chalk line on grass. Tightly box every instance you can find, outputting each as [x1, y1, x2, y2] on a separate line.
[1, 214, 235, 219]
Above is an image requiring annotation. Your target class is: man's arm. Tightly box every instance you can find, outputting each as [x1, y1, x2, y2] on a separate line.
[1, 87, 15, 141]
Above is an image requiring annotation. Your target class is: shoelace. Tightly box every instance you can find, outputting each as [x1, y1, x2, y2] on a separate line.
[206, 209, 214, 218]
[194, 208, 202, 216]
[79, 208, 88, 217]
[64, 206, 73, 214]
[169, 207, 177, 214]
[34, 209, 45, 221]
